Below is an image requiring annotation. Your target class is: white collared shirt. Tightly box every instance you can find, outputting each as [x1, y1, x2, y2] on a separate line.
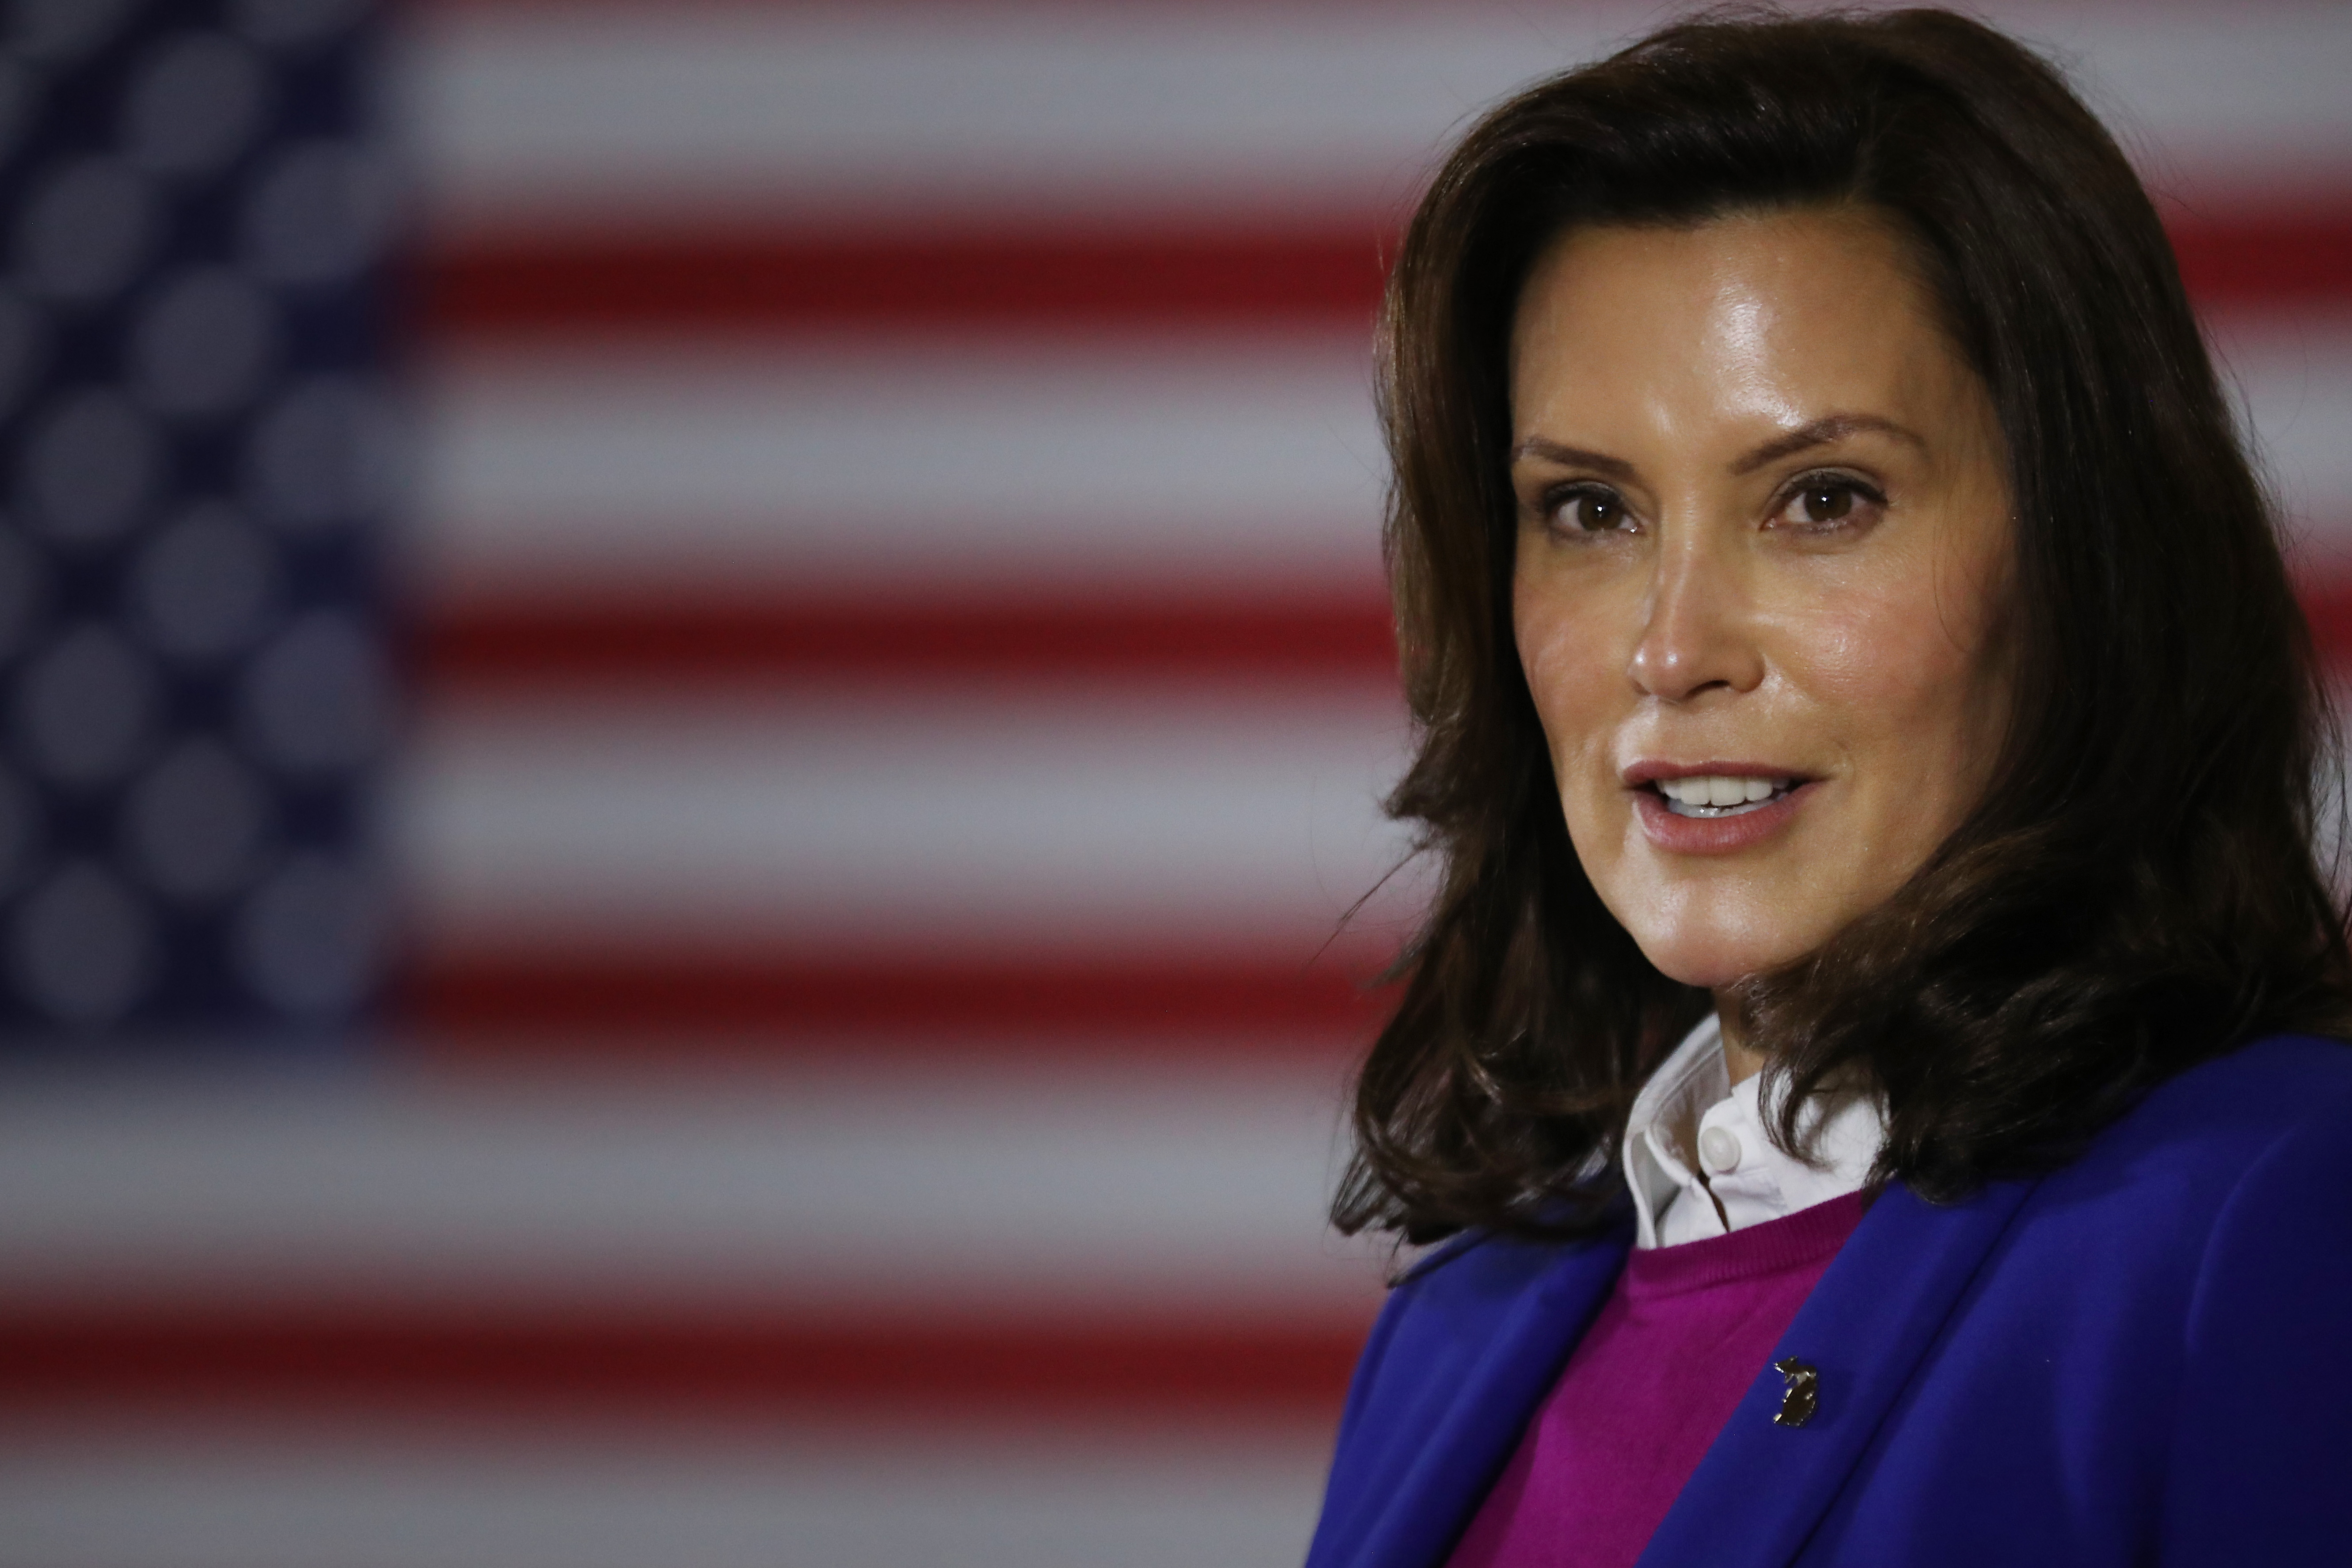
[1623, 1013, 1886, 1249]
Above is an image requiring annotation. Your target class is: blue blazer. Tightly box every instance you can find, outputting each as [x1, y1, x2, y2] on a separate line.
[1307, 1033, 2352, 1567]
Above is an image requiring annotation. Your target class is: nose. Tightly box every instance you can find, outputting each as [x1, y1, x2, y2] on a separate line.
[1626, 528, 1763, 702]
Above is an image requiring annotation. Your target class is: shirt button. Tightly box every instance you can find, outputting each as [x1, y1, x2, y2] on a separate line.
[1698, 1125, 1743, 1174]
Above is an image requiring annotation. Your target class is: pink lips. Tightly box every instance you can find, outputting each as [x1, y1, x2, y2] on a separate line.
[1624, 763, 1820, 855]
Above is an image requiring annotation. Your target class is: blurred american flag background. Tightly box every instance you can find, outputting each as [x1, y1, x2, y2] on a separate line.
[0, 2, 2344, 1564]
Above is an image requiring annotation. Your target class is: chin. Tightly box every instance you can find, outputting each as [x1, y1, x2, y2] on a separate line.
[1620, 905, 1820, 992]
[1636, 938, 1764, 992]
[1578, 824, 1853, 991]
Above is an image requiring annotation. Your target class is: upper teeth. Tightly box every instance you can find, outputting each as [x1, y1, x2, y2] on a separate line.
[1658, 775, 1787, 807]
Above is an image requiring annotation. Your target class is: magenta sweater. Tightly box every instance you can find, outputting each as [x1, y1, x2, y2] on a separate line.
[1445, 1190, 1870, 1568]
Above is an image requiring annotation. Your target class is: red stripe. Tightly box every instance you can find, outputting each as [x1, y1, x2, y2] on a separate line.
[417, 223, 1394, 336]
[413, 576, 2352, 688]
[2298, 573, 2352, 667]
[418, 208, 2352, 337]
[0, 1306, 1370, 1421]
[402, 948, 1398, 1049]
[414, 588, 1397, 690]
[2167, 207, 2352, 308]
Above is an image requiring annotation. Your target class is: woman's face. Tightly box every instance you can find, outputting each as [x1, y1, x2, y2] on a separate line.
[1509, 206, 2014, 994]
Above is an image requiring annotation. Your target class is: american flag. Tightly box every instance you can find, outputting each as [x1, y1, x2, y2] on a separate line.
[1, 3, 2347, 1564]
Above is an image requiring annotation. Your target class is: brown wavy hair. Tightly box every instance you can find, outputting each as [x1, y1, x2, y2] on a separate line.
[1336, 6, 2352, 1244]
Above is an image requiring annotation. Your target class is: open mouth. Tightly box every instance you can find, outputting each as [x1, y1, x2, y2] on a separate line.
[1648, 774, 1799, 819]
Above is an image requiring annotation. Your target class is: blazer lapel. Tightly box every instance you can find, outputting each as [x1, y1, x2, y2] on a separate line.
[1329, 1230, 1631, 1568]
[1637, 1176, 2041, 1568]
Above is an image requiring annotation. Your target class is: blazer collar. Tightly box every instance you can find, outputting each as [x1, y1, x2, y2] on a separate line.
[1334, 1225, 1632, 1568]
[1636, 1175, 2041, 1567]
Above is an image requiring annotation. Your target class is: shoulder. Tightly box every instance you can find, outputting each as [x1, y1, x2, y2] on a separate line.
[1312, 1222, 1630, 1564]
[1778, 1039, 2352, 1563]
[2145, 1030, 2352, 1133]
[1376, 1200, 1638, 1341]
[2130, 1032, 2352, 1281]
[1345, 1228, 1594, 1397]
[1395, 1224, 1578, 1300]
[2051, 1032, 2352, 1213]
[2118, 1036, 2352, 1553]
[1967, 1031, 2352, 1307]
[1331, 1220, 1628, 1448]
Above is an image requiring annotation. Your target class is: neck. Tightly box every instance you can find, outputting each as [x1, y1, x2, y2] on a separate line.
[1713, 991, 1769, 1086]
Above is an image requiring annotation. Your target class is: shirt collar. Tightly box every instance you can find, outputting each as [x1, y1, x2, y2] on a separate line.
[1622, 1013, 1885, 1249]
[1623, 1013, 1730, 1249]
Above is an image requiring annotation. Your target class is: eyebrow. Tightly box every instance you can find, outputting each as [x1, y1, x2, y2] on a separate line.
[1509, 437, 1636, 478]
[1731, 414, 1926, 475]
[1511, 413, 1926, 479]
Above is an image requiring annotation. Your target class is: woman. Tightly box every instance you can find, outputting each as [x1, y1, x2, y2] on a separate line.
[1307, 10, 2352, 1567]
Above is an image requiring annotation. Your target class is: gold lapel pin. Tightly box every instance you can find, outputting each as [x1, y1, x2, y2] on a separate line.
[1772, 1357, 1819, 1428]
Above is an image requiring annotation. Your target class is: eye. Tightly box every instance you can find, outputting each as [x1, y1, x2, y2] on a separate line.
[1773, 473, 1885, 532]
[1797, 482, 1852, 522]
[1545, 484, 1633, 535]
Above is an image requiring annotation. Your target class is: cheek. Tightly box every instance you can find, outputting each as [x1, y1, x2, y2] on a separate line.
[1513, 569, 1644, 889]
[1512, 571, 1613, 764]
[1793, 555, 2008, 801]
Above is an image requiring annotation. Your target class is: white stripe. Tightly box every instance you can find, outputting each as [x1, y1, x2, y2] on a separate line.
[0, 1059, 1380, 1312]
[401, 6, 1655, 229]
[0, 1422, 1333, 1568]
[419, 326, 2352, 593]
[399, 683, 1421, 949]
[403, 3, 2352, 233]
[417, 335, 1387, 596]
[2042, 9, 2352, 194]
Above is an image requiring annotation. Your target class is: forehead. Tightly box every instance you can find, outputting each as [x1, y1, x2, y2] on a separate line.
[1508, 207, 1971, 440]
